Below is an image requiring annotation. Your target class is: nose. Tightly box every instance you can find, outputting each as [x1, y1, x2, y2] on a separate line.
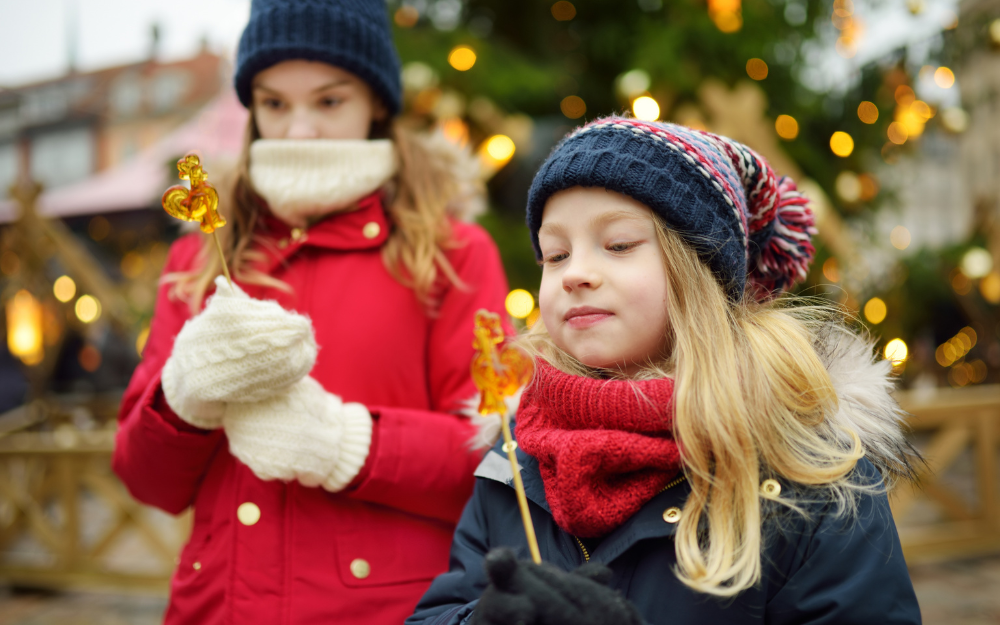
[561, 253, 602, 293]
[285, 108, 320, 139]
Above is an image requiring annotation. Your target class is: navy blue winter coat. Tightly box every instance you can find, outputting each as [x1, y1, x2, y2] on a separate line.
[408, 440, 921, 625]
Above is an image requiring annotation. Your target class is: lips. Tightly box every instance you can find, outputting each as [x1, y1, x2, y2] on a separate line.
[564, 306, 613, 329]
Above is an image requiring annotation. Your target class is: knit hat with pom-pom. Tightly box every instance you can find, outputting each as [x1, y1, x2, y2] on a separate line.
[525, 117, 817, 301]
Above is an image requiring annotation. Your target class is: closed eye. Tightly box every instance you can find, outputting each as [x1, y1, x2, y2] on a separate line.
[540, 252, 569, 266]
[607, 241, 641, 253]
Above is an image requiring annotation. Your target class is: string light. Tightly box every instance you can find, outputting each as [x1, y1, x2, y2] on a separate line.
[632, 96, 660, 121]
[864, 297, 887, 324]
[830, 132, 854, 157]
[448, 46, 477, 71]
[775, 115, 799, 140]
[551, 1, 576, 21]
[933, 67, 955, 89]
[745, 58, 768, 81]
[857, 101, 878, 124]
[6, 290, 44, 365]
[75, 295, 101, 323]
[884, 338, 908, 363]
[890, 226, 911, 250]
[560, 95, 586, 119]
[53, 276, 76, 303]
[505, 290, 535, 319]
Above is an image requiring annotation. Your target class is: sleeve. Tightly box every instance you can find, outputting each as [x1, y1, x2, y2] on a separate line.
[406, 480, 495, 625]
[765, 462, 922, 625]
[346, 223, 513, 523]
[111, 235, 226, 515]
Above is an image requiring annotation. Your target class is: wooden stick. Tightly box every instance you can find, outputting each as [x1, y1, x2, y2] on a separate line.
[498, 409, 541, 564]
[211, 230, 232, 286]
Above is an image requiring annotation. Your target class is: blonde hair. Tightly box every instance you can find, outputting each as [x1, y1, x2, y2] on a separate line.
[519, 216, 870, 597]
[165, 115, 468, 312]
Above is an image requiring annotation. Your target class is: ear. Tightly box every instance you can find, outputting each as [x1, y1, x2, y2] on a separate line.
[371, 96, 389, 123]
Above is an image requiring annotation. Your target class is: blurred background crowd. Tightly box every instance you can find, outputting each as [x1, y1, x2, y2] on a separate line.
[0, 0, 999, 622]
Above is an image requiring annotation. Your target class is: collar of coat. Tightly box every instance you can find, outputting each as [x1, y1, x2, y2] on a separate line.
[474, 433, 693, 564]
[255, 191, 390, 272]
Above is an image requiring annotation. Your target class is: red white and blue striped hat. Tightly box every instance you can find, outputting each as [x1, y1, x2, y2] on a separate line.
[526, 116, 816, 301]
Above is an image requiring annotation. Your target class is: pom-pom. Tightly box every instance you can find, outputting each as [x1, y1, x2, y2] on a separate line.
[747, 176, 817, 300]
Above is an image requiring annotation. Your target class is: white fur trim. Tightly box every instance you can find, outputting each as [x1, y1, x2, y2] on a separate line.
[816, 324, 916, 483]
[249, 139, 397, 228]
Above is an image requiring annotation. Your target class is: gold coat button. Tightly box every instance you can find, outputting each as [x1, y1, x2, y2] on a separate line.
[193, 561, 202, 570]
[350, 558, 371, 579]
[362, 221, 381, 239]
[662, 507, 682, 524]
[761, 479, 782, 498]
[277, 238, 289, 249]
[290, 227, 304, 241]
[237, 502, 261, 526]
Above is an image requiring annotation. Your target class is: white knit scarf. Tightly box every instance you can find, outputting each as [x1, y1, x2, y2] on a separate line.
[249, 139, 398, 227]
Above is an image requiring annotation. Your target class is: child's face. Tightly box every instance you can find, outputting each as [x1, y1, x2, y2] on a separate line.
[538, 187, 670, 374]
[252, 60, 387, 140]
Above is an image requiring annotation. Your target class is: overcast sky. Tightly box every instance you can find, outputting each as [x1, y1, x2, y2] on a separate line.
[0, 0, 959, 99]
[0, 0, 250, 87]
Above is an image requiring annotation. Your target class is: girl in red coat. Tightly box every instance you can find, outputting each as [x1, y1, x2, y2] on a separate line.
[112, 1, 509, 623]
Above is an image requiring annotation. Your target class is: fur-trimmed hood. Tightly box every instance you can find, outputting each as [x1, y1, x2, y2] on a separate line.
[468, 325, 916, 485]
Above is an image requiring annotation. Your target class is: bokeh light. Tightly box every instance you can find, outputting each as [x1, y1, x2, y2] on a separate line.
[485, 134, 516, 161]
[394, 6, 419, 27]
[506, 289, 535, 319]
[835, 171, 861, 203]
[632, 96, 660, 121]
[775, 115, 799, 140]
[961, 247, 993, 279]
[934, 67, 955, 88]
[745, 58, 768, 81]
[830, 131, 854, 157]
[857, 101, 879, 124]
[887, 122, 908, 145]
[884, 338, 908, 363]
[560, 95, 586, 119]
[551, 1, 577, 21]
[822, 257, 841, 283]
[980, 272, 1000, 304]
[448, 46, 477, 71]
[53, 275, 77, 303]
[890, 226, 911, 250]
[78, 345, 101, 372]
[6, 289, 44, 365]
[864, 297, 887, 324]
[75, 295, 101, 323]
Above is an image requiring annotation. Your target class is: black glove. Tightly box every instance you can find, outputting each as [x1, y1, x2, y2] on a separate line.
[470, 548, 643, 625]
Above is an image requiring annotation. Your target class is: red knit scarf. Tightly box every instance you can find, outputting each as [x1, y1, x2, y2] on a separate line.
[515, 363, 683, 538]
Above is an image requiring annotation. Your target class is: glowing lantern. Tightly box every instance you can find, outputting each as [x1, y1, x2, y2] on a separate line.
[6, 290, 44, 365]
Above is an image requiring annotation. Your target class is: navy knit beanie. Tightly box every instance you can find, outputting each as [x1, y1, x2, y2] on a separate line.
[526, 117, 817, 301]
[234, 0, 402, 116]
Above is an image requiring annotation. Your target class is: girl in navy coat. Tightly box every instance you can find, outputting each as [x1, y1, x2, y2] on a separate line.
[408, 117, 922, 625]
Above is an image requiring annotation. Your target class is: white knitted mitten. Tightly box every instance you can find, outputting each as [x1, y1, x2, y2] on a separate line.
[223, 376, 374, 492]
[161, 276, 318, 429]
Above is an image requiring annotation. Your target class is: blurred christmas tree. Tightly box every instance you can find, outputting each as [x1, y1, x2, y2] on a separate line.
[389, 0, 997, 388]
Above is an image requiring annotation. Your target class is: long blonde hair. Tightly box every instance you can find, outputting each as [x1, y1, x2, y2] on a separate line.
[519, 216, 873, 597]
[165, 114, 469, 312]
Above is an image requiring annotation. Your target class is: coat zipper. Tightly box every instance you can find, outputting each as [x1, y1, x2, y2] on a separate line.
[572, 474, 687, 563]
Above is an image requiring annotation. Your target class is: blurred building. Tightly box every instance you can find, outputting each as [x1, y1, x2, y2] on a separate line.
[0, 46, 226, 195]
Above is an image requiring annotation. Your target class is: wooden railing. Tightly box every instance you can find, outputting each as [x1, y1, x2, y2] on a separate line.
[0, 415, 188, 592]
[0, 385, 996, 591]
[892, 384, 1000, 564]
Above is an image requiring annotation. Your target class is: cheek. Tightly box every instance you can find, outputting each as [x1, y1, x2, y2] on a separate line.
[320, 101, 375, 140]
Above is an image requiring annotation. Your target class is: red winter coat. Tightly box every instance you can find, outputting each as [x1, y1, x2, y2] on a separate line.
[113, 193, 510, 624]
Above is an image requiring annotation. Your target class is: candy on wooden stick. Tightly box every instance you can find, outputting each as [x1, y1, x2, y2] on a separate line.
[162, 153, 232, 285]
[471, 309, 540, 563]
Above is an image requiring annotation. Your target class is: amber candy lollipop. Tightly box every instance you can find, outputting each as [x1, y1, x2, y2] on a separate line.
[471, 309, 540, 563]
[162, 153, 232, 284]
